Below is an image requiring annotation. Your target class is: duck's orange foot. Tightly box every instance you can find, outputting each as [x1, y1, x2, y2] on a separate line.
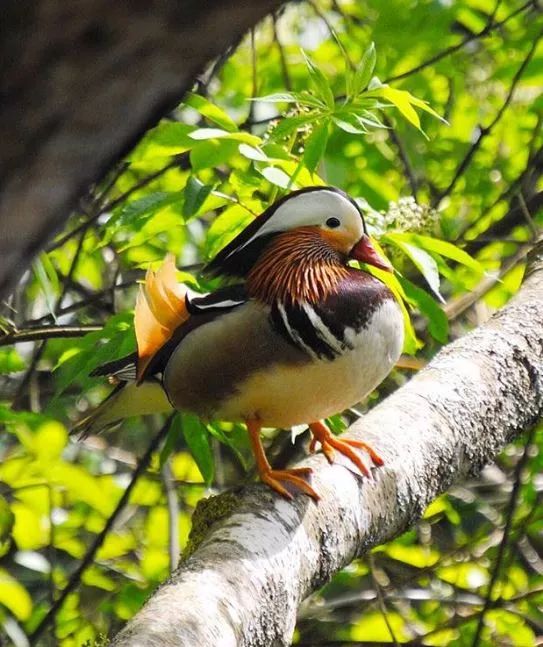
[260, 467, 319, 502]
[309, 420, 383, 478]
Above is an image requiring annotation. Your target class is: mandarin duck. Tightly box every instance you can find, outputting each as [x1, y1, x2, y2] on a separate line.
[75, 187, 404, 500]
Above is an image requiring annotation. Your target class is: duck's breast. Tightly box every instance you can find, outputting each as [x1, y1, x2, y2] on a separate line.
[219, 296, 403, 427]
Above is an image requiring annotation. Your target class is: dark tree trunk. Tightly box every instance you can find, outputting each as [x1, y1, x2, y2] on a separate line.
[0, 0, 286, 297]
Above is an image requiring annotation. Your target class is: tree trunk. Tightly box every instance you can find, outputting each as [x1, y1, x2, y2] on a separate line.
[110, 242, 543, 646]
[0, 0, 285, 298]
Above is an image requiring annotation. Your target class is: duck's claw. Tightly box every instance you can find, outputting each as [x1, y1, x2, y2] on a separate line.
[261, 467, 319, 501]
[246, 418, 319, 501]
[309, 420, 383, 477]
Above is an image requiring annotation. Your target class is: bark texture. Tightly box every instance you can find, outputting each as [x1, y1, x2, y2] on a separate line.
[111, 243, 543, 647]
[0, 0, 285, 298]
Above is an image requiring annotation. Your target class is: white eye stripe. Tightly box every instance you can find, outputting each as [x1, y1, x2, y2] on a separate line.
[222, 190, 362, 260]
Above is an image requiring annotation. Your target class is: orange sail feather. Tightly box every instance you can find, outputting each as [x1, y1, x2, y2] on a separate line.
[135, 254, 189, 382]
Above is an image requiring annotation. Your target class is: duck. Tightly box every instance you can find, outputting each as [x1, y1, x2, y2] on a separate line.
[74, 186, 404, 500]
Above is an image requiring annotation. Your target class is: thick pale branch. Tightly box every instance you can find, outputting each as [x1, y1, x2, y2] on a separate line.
[112, 242, 543, 647]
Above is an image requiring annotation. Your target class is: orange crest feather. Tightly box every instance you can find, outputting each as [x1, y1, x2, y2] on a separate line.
[135, 254, 189, 381]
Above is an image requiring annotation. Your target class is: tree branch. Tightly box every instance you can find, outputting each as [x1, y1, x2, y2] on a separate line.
[434, 30, 542, 206]
[111, 239, 543, 646]
[470, 424, 536, 646]
[383, 0, 534, 84]
[0, 324, 103, 347]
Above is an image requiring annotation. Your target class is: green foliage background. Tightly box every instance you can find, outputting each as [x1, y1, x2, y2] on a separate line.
[1, 1, 542, 645]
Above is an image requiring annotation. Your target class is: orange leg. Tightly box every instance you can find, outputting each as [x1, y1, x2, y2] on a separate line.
[246, 419, 319, 501]
[308, 420, 384, 478]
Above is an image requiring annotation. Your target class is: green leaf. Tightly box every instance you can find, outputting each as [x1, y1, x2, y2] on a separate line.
[179, 414, 214, 486]
[207, 422, 252, 470]
[260, 166, 293, 189]
[0, 348, 25, 374]
[398, 275, 449, 343]
[385, 233, 443, 301]
[0, 568, 32, 620]
[238, 144, 270, 162]
[364, 265, 420, 354]
[53, 313, 134, 397]
[130, 122, 195, 161]
[190, 139, 239, 171]
[353, 109, 387, 129]
[183, 176, 214, 218]
[332, 116, 367, 134]
[256, 91, 326, 110]
[185, 92, 237, 131]
[189, 128, 260, 145]
[302, 51, 335, 110]
[108, 192, 183, 232]
[365, 86, 445, 135]
[296, 90, 330, 110]
[395, 233, 485, 273]
[378, 86, 422, 131]
[32, 253, 60, 320]
[271, 114, 320, 141]
[352, 42, 376, 96]
[254, 92, 299, 103]
[406, 93, 447, 123]
[303, 121, 330, 173]
[206, 205, 253, 258]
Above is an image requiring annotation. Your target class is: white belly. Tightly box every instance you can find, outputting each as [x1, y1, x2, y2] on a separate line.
[216, 299, 403, 427]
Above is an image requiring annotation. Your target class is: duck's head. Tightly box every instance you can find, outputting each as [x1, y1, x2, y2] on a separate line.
[205, 186, 391, 279]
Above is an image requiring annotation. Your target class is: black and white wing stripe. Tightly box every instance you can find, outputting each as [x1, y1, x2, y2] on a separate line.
[270, 301, 353, 361]
[186, 284, 247, 315]
[270, 274, 388, 360]
[90, 353, 138, 382]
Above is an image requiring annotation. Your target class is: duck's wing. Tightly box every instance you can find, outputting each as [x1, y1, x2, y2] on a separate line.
[72, 255, 247, 437]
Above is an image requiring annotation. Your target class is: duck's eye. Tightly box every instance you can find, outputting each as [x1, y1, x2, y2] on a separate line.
[326, 217, 341, 228]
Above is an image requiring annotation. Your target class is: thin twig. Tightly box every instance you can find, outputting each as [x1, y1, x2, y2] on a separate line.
[470, 425, 537, 647]
[434, 31, 542, 205]
[307, 0, 354, 68]
[272, 14, 292, 91]
[195, 40, 240, 97]
[47, 157, 183, 253]
[517, 189, 539, 240]
[443, 243, 533, 321]
[25, 258, 204, 327]
[383, 115, 419, 198]
[13, 230, 87, 408]
[368, 553, 400, 647]
[384, 0, 534, 84]
[162, 458, 180, 572]
[0, 325, 103, 347]
[457, 142, 543, 243]
[28, 415, 174, 646]
[242, 28, 258, 129]
[464, 190, 543, 256]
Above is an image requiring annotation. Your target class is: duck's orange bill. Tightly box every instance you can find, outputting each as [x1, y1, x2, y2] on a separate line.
[349, 235, 392, 271]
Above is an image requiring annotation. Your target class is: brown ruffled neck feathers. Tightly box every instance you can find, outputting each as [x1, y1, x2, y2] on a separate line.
[246, 227, 349, 305]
